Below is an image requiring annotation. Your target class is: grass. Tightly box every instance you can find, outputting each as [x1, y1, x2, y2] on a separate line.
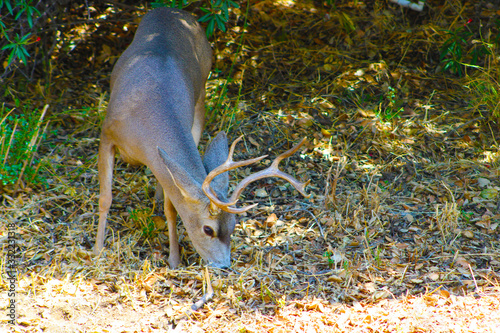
[0, 103, 49, 191]
[465, 69, 500, 119]
[1, 1, 500, 331]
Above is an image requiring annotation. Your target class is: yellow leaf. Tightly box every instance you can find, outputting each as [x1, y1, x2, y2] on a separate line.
[321, 128, 332, 137]
[152, 215, 166, 230]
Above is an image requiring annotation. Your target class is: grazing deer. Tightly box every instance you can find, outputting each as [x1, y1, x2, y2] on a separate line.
[94, 7, 309, 268]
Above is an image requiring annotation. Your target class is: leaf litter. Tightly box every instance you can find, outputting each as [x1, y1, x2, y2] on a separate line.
[1, 0, 500, 332]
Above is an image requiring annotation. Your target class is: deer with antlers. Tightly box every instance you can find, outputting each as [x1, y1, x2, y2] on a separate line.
[94, 8, 309, 268]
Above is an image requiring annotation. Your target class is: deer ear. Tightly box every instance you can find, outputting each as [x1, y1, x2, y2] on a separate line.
[157, 146, 206, 204]
[203, 131, 229, 194]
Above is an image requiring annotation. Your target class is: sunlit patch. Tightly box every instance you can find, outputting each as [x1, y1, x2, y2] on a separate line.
[480, 150, 500, 165]
[145, 32, 160, 42]
[275, 0, 296, 7]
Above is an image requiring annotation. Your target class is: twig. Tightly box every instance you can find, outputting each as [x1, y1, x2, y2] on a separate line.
[468, 263, 480, 295]
[399, 265, 409, 285]
[182, 267, 215, 319]
[170, 267, 216, 330]
[324, 156, 347, 207]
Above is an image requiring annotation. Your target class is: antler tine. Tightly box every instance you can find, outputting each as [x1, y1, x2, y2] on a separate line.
[227, 138, 310, 209]
[203, 136, 310, 214]
[202, 136, 267, 213]
[271, 137, 307, 167]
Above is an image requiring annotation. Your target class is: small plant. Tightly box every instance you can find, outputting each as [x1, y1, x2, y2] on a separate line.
[335, 11, 355, 35]
[151, 0, 239, 37]
[199, 0, 239, 37]
[0, 104, 49, 190]
[372, 245, 382, 267]
[439, 20, 492, 77]
[440, 26, 470, 76]
[128, 208, 158, 239]
[435, 202, 460, 243]
[323, 251, 334, 268]
[377, 86, 403, 121]
[323, 248, 344, 269]
[460, 208, 474, 223]
[2, 33, 33, 65]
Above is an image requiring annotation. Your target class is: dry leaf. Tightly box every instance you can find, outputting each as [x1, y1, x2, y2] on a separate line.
[255, 188, 268, 198]
[462, 230, 474, 239]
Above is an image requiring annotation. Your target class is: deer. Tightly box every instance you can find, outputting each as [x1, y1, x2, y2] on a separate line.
[94, 7, 310, 269]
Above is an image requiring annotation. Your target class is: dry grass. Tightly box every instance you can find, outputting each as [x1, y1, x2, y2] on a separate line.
[1, 0, 500, 332]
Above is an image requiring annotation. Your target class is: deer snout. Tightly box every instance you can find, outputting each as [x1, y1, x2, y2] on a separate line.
[207, 257, 230, 269]
[198, 242, 231, 269]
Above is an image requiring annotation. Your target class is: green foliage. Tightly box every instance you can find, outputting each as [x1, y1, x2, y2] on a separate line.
[494, 19, 500, 46]
[207, 71, 234, 128]
[460, 208, 473, 223]
[0, 0, 41, 68]
[323, 250, 335, 268]
[372, 245, 382, 267]
[151, 0, 239, 37]
[199, 0, 239, 37]
[440, 27, 470, 76]
[439, 21, 492, 77]
[335, 11, 355, 34]
[377, 86, 403, 121]
[0, 104, 48, 188]
[128, 208, 158, 239]
[151, 0, 188, 9]
[2, 32, 32, 65]
[208, 2, 249, 129]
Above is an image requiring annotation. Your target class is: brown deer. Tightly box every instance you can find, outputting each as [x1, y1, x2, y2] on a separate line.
[94, 8, 309, 268]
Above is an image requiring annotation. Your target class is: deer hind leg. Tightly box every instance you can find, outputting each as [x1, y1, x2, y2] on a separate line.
[94, 137, 115, 255]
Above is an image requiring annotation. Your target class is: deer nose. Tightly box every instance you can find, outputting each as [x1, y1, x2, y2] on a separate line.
[208, 256, 230, 269]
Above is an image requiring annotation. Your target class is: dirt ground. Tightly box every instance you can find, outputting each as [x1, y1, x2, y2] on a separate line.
[1, 0, 500, 332]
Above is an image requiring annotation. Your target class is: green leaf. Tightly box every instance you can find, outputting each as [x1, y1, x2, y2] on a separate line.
[4, 0, 14, 15]
[228, 0, 239, 8]
[2, 42, 15, 51]
[207, 19, 215, 37]
[199, 12, 212, 23]
[215, 15, 226, 32]
[20, 45, 30, 57]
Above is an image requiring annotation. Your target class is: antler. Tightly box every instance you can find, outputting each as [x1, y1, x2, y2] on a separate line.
[202, 136, 310, 214]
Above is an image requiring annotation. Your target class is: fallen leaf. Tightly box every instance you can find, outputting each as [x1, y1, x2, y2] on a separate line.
[462, 230, 474, 239]
[248, 136, 260, 147]
[255, 188, 268, 197]
[455, 257, 470, 269]
[152, 216, 165, 230]
[480, 188, 498, 199]
[477, 178, 490, 187]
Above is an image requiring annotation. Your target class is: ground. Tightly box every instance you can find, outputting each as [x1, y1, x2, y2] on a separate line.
[1, 0, 500, 332]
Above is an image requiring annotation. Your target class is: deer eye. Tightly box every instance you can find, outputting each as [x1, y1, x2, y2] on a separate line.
[203, 226, 215, 237]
